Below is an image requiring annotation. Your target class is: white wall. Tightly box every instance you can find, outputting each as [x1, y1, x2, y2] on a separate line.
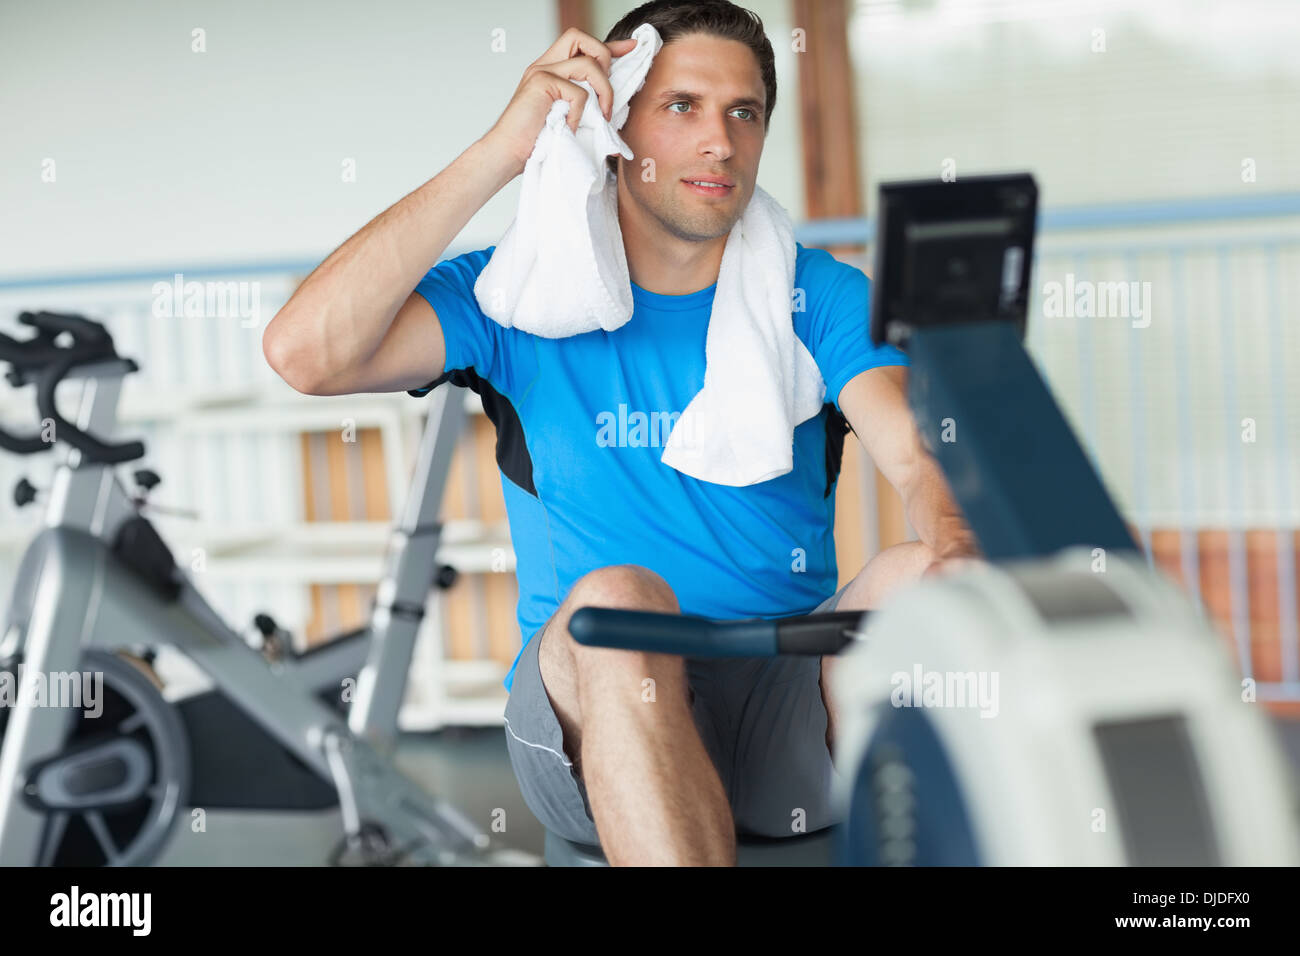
[0, 0, 563, 276]
[1, 0, 811, 280]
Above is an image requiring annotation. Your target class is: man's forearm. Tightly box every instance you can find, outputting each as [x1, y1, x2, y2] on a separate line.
[265, 135, 518, 387]
[901, 455, 979, 558]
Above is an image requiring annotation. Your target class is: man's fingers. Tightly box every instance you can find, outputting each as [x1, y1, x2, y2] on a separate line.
[549, 77, 590, 132]
[534, 28, 618, 74]
[538, 55, 615, 121]
[529, 31, 642, 123]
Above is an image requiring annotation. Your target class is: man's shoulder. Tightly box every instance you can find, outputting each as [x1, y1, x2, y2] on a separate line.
[435, 244, 497, 278]
[794, 243, 868, 296]
[793, 244, 869, 331]
[416, 246, 498, 315]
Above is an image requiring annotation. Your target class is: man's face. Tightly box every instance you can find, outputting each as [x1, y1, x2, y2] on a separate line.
[616, 33, 766, 243]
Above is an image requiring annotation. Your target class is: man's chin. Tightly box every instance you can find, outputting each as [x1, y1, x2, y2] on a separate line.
[668, 225, 734, 243]
[666, 210, 742, 243]
[623, 184, 746, 242]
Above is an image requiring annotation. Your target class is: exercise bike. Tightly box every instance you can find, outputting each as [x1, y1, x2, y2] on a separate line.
[0, 310, 538, 866]
[563, 174, 1300, 866]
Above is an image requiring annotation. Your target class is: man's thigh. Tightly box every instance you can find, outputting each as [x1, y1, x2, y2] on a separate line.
[502, 623, 601, 845]
[502, 582, 852, 845]
[724, 582, 851, 837]
[502, 620, 731, 847]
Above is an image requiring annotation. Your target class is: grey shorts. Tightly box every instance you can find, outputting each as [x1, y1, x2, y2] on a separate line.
[501, 582, 852, 847]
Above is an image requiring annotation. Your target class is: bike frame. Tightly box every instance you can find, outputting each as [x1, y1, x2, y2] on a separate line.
[0, 356, 506, 864]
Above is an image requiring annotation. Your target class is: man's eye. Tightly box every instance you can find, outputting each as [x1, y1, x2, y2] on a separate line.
[667, 102, 756, 120]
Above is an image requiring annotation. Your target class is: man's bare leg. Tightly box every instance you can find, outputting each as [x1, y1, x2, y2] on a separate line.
[820, 541, 934, 752]
[538, 564, 735, 865]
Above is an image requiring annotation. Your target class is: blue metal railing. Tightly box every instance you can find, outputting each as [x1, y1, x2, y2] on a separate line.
[6, 191, 1300, 291]
[789, 191, 1300, 248]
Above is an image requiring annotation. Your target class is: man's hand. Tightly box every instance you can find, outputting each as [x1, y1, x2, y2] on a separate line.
[922, 549, 986, 580]
[483, 28, 638, 178]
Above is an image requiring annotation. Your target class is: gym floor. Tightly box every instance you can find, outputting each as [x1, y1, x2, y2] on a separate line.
[154, 726, 541, 865]
[153, 717, 1300, 866]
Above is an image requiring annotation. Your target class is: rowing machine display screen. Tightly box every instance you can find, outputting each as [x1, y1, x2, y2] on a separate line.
[870, 174, 1038, 349]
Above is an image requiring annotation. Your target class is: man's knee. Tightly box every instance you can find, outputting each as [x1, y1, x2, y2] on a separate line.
[548, 565, 677, 654]
[539, 564, 688, 764]
[549, 564, 685, 691]
[568, 564, 679, 615]
[838, 541, 934, 611]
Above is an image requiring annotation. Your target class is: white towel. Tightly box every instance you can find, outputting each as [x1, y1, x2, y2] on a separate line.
[474, 22, 826, 487]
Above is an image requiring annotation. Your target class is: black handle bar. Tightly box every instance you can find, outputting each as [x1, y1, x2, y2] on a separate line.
[0, 311, 145, 464]
[0, 312, 67, 454]
[567, 607, 868, 658]
[0, 424, 49, 455]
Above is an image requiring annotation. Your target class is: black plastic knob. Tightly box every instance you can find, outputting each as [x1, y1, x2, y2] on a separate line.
[13, 477, 37, 508]
[435, 564, 459, 590]
[133, 469, 161, 491]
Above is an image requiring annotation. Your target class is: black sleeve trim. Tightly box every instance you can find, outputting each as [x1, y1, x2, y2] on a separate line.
[406, 366, 536, 497]
[406, 370, 454, 398]
[824, 402, 851, 499]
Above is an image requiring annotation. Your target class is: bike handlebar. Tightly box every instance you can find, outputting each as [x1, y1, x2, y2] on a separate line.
[0, 425, 49, 455]
[0, 311, 145, 464]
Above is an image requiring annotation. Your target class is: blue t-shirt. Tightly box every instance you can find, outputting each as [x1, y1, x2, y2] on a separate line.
[408, 243, 908, 692]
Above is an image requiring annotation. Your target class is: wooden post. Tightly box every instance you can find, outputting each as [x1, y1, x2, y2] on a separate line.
[792, 0, 862, 229]
[556, 0, 593, 34]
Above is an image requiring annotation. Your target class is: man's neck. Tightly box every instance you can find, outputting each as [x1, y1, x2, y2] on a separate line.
[618, 180, 728, 297]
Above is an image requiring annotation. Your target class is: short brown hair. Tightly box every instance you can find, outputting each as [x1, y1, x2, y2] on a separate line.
[603, 0, 776, 178]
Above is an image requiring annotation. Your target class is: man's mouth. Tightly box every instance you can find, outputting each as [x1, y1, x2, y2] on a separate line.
[682, 178, 734, 196]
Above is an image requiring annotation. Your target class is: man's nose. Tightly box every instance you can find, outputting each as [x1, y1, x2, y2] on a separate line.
[697, 112, 735, 162]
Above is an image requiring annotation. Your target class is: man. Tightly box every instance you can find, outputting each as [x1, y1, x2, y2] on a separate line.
[264, 0, 978, 866]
